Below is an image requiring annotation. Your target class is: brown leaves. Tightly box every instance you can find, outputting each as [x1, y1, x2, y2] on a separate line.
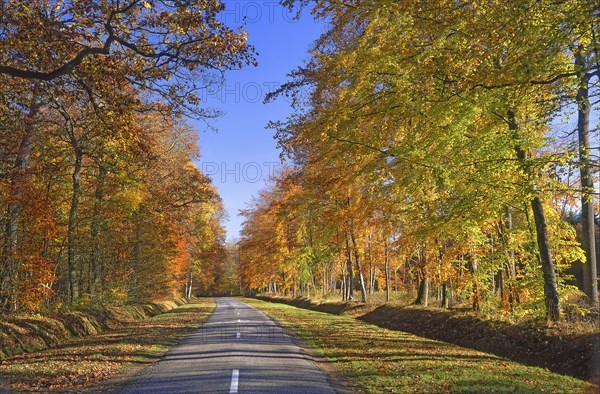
[0, 299, 214, 392]
[0, 0, 256, 118]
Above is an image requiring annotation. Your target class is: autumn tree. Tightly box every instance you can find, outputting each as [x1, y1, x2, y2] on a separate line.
[0, 0, 253, 309]
[244, 0, 598, 323]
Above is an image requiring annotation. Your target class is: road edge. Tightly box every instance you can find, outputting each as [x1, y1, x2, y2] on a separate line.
[238, 297, 359, 394]
[83, 298, 217, 393]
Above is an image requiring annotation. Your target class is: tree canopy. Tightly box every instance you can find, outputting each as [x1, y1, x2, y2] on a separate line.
[241, 0, 600, 322]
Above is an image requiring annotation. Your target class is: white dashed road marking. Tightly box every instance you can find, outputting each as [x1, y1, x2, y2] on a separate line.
[230, 369, 239, 393]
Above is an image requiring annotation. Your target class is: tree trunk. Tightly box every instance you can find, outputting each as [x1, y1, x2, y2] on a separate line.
[1, 102, 39, 310]
[441, 282, 449, 308]
[367, 237, 374, 295]
[501, 207, 519, 312]
[414, 270, 429, 306]
[508, 109, 561, 322]
[351, 232, 367, 302]
[67, 150, 83, 305]
[186, 273, 193, 299]
[132, 212, 143, 296]
[531, 196, 561, 322]
[340, 257, 347, 300]
[469, 253, 480, 312]
[498, 270, 506, 309]
[384, 239, 391, 303]
[368, 262, 374, 295]
[345, 232, 354, 300]
[357, 263, 367, 302]
[575, 49, 598, 307]
[90, 165, 107, 296]
[356, 256, 368, 303]
[415, 249, 428, 305]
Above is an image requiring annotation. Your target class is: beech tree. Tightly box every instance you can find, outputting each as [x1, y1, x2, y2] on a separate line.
[241, 0, 599, 323]
[0, 0, 254, 309]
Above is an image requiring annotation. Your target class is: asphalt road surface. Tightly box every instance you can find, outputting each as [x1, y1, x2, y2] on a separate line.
[121, 297, 337, 393]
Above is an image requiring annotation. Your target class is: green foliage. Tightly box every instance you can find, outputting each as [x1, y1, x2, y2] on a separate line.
[244, 0, 599, 322]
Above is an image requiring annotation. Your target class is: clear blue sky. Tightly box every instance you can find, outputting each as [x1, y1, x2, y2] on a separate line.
[191, 1, 324, 241]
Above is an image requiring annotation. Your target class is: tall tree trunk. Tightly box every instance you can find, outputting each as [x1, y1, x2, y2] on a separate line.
[415, 249, 429, 305]
[186, 272, 193, 299]
[498, 270, 506, 309]
[367, 236, 373, 295]
[575, 49, 598, 307]
[415, 269, 429, 306]
[368, 262, 374, 295]
[90, 165, 107, 295]
[1, 102, 39, 310]
[340, 256, 347, 300]
[531, 196, 561, 322]
[500, 207, 519, 312]
[345, 232, 354, 300]
[508, 110, 561, 322]
[132, 211, 143, 297]
[357, 260, 367, 302]
[331, 276, 336, 296]
[384, 239, 391, 303]
[351, 233, 367, 302]
[469, 252, 480, 312]
[415, 249, 429, 306]
[441, 282, 449, 308]
[67, 150, 83, 305]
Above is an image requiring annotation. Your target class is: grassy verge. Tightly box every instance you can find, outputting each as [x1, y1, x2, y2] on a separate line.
[0, 298, 215, 392]
[256, 295, 600, 383]
[244, 298, 598, 394]
[0, 298, 189, 361]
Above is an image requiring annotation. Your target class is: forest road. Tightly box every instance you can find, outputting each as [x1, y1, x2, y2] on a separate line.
[121, 297, 337, 393]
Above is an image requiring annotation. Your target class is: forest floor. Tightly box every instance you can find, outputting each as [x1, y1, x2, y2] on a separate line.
[244, 297, 599, 394]
[0, 298, 215, 392]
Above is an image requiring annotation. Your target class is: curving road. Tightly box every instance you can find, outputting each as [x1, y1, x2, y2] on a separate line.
[121, 298, 337, 393]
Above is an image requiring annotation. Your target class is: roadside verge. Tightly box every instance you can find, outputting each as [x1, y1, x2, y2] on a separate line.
[0, 298, 215, 392]
[249, 297, 598, 393]
[256, 295, 600, 384]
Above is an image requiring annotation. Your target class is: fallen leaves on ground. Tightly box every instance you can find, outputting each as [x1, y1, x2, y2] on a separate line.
[0, 298, 214, 392]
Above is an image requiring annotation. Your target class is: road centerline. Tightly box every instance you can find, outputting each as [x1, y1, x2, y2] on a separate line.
[230, 369, 239, 393]
[120, 298, 335, 393]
